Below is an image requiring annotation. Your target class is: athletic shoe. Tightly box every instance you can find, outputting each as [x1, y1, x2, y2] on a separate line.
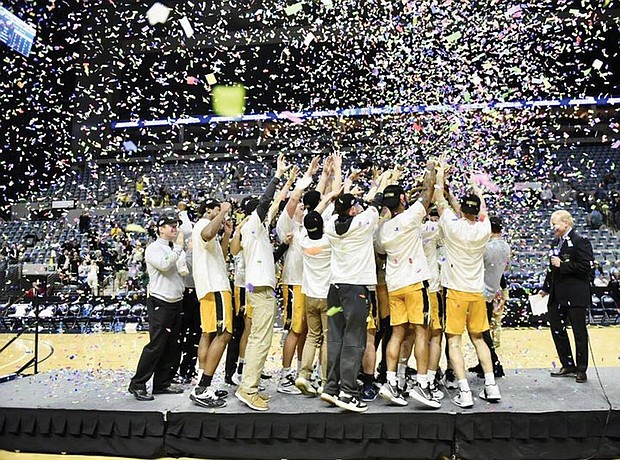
[261, 371, 273, 380]
[335, 393, 368, 413]
[452, 389, 474, 408]
[231, 372, 242, 385]
[442, 368, 458, 390]
[494, 364, 505, 378]
[404, 375, 416, 395]
[468, 363, 483, 374]
[257, 392, 271, 401]
[361, 384, 379, 402]
[278, 373, 302, 394]
[235, 388, 268, 411]
[479, 384, 501, 402]
[379, 382, 408, 406]
[409, 382, 441, 409]
[190, 386, 226, 408]
[214, 389, 229, 399]
[405, 366, 417, 377]
[475, 364, 506, 379]
[320, 391, 339, 406]
[295, 376, 318, 396]
[429, 381, 445, 401]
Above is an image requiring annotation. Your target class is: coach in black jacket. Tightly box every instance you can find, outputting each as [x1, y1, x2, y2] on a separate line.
[541, 210, 593, 383]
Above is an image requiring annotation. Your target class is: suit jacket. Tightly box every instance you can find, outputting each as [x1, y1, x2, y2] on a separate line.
[543, 229, 593, 307]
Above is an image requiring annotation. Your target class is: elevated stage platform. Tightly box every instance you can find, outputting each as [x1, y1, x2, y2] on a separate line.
[0, 368, 618, 460]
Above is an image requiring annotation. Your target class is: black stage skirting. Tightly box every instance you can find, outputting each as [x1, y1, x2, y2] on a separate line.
[0, 368, 618, 460]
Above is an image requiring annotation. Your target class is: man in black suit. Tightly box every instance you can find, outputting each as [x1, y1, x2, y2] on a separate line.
[541, 210, 593, 383]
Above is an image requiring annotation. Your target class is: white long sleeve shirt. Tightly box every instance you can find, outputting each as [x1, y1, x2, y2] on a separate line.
[145, 238, 185, 303]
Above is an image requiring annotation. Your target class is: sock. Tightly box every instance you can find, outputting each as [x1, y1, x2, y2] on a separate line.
[428, 369, 437, 383]
[387, 370, 397, 386]
[280, 367, 291, 379]
[417, 374, 428, 387]
[361, 372, 374, 386]
[397, 363, 407, 387]
[196, 369, 204, 382]
[237, 360, 245, 374]
[199, 373, 213, 388]
[297, 360, 302, 373]
[484, 372, 496, 386]
[458, 379, 470, 392]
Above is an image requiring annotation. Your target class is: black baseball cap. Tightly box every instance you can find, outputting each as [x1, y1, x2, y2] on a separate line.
[460, 194, 481, 215]
[302, 190, 321, 211]
[156, 215, 181, 227]
[383, 184, 405, 210]
[198, 198, 220, 216]
[335, 193, 358, 216]
[304, 211, 324, 240]
[241, 196, 259, 215]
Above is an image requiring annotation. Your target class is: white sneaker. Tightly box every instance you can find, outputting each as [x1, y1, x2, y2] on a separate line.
[278, 373, 302, 394]
[452, 389, 474, 408]
[231, 371, 242, 385]
[379, 382, 408, 406]
[335, 392, 368, 413]
[189, 386, 226, 408]
[409, 382, 441, 409]
[479, 383, 501, 402]
[320, 391, 338, 406]
[429, 381, 445, 401]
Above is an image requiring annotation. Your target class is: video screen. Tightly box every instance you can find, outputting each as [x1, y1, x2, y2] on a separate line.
[0, 5, 36, 57]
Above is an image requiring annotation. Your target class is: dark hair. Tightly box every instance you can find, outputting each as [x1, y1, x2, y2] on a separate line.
[302, 190, 321, 211]
[489, 216, 503, 233]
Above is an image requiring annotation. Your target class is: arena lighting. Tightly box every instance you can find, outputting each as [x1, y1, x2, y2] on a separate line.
[110, 96, 620, 130]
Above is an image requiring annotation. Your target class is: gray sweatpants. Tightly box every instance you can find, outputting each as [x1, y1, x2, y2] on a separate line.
[324, 284, 369, 398]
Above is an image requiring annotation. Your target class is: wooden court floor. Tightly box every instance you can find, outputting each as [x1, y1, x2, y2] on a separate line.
[1, 327, 618, 375]
[0, 327, 618, 460]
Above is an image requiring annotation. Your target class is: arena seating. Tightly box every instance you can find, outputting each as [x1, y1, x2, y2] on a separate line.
[1, 146, 619, 330]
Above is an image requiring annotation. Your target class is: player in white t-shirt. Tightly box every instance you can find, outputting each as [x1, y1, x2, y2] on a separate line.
[376, 161, 440, 409]
[434, 162, 500, 409]
[190, 198, 233, 409]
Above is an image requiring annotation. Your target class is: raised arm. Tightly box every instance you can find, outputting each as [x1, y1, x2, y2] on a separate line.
[418, 160, 437, 211]
[285, 156, 319, 217]
[201, 202, 232, 242]
[257, 154, 288, 222]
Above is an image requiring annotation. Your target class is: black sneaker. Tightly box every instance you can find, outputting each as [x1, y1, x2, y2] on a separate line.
[361, 384, 378, 402]
[468, 363, 483, 374]
[442, 368, 458, 390]
[494, 364, 505, 378]
[335, 393, 368, 413]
